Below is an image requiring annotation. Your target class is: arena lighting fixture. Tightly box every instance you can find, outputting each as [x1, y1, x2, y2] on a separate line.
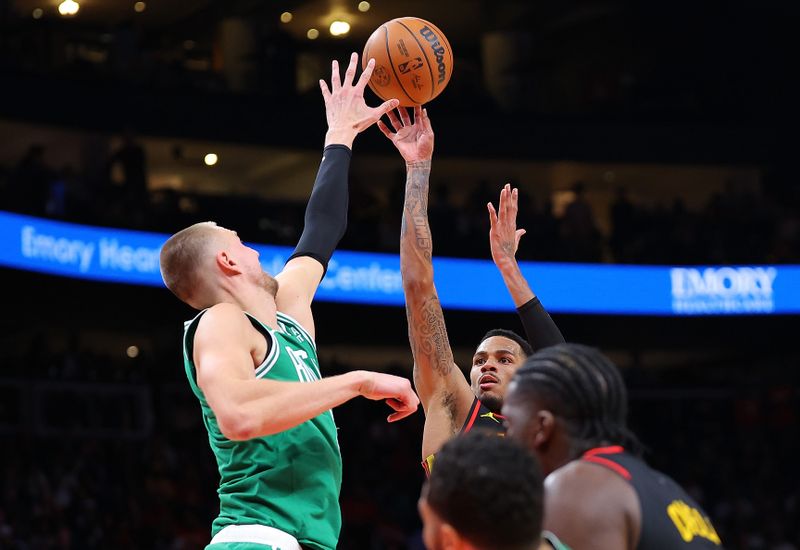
[204, 153, 218, 166]
[307, 28, 319, 40]
[58, 0, 79, 16]
[134, 1, 146, 13]
[280, 11, 292, 23]
[358, 1, 371, 12]
[32, 7, 43, 19]
[329, 20, 350, 36]
[126, 346, 140, 359]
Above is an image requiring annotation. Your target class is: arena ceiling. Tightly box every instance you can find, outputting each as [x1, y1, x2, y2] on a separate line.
[8, 0, 621, 45]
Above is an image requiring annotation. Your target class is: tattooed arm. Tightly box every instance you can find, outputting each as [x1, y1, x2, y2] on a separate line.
[380, 107, 475, 458]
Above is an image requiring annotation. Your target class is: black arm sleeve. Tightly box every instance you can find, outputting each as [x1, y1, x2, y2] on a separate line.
[517, 296, 565, 351]
[287, 144, 352, 273]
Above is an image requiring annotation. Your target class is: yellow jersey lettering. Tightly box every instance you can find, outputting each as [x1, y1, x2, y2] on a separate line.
[667, 500, 721, 545]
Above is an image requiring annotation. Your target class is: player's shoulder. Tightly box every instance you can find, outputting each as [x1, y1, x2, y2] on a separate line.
[546, 459, 635, 511]
[548, 458, 627, 490]
[197, 303, 253, 333]
[276, 310, 316, 348]
[203, 302, 247, 321]
[544, 459, 639, 548]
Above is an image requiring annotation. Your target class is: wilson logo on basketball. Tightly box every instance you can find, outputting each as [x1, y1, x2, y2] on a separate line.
[419, 26, 447, 84]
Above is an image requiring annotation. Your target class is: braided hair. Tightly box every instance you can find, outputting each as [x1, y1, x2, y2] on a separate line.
[512, 343, 643, 456]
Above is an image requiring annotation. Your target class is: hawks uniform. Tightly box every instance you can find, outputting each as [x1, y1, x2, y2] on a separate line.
[423, 397, 505, 475]
[183, 310, 342, 550]
[581, 446, 723, 549]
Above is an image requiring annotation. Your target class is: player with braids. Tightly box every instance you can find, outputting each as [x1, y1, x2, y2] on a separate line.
[503, 344, 724, 550]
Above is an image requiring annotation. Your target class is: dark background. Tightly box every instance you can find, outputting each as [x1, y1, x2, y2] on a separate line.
[1, 1, 798, 548]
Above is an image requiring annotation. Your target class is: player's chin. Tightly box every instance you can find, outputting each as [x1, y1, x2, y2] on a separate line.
[477, 389, 503, 412]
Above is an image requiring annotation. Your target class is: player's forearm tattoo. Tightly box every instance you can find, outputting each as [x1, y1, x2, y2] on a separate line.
[401, 160, 454, 379]
[406, 293, 454, 378]
[400, 161, 432, 261]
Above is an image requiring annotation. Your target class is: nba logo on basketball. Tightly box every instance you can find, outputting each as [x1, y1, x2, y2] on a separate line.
[399, 58, 424, 75]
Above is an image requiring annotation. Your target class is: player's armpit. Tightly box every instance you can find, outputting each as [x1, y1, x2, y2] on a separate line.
[419, 388, 468, 460]
[275, 256, 324, 340]
[543, 461, 640, 550]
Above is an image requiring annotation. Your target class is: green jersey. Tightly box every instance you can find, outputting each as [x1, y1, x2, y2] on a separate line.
[183, 309, 342, 550]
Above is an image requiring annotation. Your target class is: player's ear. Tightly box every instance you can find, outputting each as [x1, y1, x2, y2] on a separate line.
[533, 410, 556, 449]
[216, 250, 242, 275]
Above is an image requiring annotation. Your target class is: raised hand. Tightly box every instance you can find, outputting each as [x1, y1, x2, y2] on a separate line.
[378, 105, 434, 164]
[320, 52, 400, 148]
[356, 371, 420, 422]
[488, 184, 527, 271]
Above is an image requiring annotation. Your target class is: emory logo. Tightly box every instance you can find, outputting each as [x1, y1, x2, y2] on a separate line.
[419, 26, 447, 84]
[670, 267, 777, 314]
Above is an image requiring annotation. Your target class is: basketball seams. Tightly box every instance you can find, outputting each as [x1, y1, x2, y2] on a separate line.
[395, 18, 438, 102]
[384, 23, 418, 105]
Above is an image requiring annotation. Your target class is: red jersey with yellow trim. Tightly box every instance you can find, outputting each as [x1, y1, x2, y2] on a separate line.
[423, 397, 505, 476]
[581, 446, 723, 550]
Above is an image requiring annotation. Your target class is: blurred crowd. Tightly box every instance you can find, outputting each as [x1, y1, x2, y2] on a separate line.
[0, 342, 798, 549]
[2, 142, 799, 265]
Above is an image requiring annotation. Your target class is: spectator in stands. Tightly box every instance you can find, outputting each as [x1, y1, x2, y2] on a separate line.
[561, 181, 602, 262]
[107, 128, 148, 216]
[10, 144, 52, 215]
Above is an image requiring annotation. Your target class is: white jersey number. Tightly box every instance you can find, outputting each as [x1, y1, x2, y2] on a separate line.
[285, 347, 319, 383]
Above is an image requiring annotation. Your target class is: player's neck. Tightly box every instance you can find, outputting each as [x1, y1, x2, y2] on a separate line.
[231, 287, 279, 330]
[542, 433, 574, 476]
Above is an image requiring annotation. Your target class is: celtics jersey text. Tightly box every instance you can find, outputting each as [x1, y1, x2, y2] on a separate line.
[581, 447, 723, 550]
[183, 310, 342, 550]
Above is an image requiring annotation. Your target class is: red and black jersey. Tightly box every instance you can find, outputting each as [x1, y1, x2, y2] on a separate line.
[581, 446, 724, 550]
[460, 396, 505, 436]
[423, 397, 505, 476]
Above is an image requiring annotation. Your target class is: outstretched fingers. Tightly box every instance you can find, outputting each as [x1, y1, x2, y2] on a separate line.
[498, 185, 510, 222]
[398, 106, 412, 127]
[330, 59, 341, 92]
[421, 107, 433, 134]
[386, 109, 403, 132]
[355, 57, 375, 93]
[343, 52, 358, 87]
[377, 119, 394, 140]
[414, 105, 423, 124]
[487, 201, 498, 228]
[515, 228, 527, 249]
[319, 79, 331, 104]
[375, 98, 400, 118]
[509, 187, 521, 226]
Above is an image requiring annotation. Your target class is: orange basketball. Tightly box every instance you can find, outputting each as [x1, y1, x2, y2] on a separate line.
[362, 17, 453, 107]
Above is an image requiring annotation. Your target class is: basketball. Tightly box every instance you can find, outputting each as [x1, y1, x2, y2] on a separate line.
[362, 17, 453, 107]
